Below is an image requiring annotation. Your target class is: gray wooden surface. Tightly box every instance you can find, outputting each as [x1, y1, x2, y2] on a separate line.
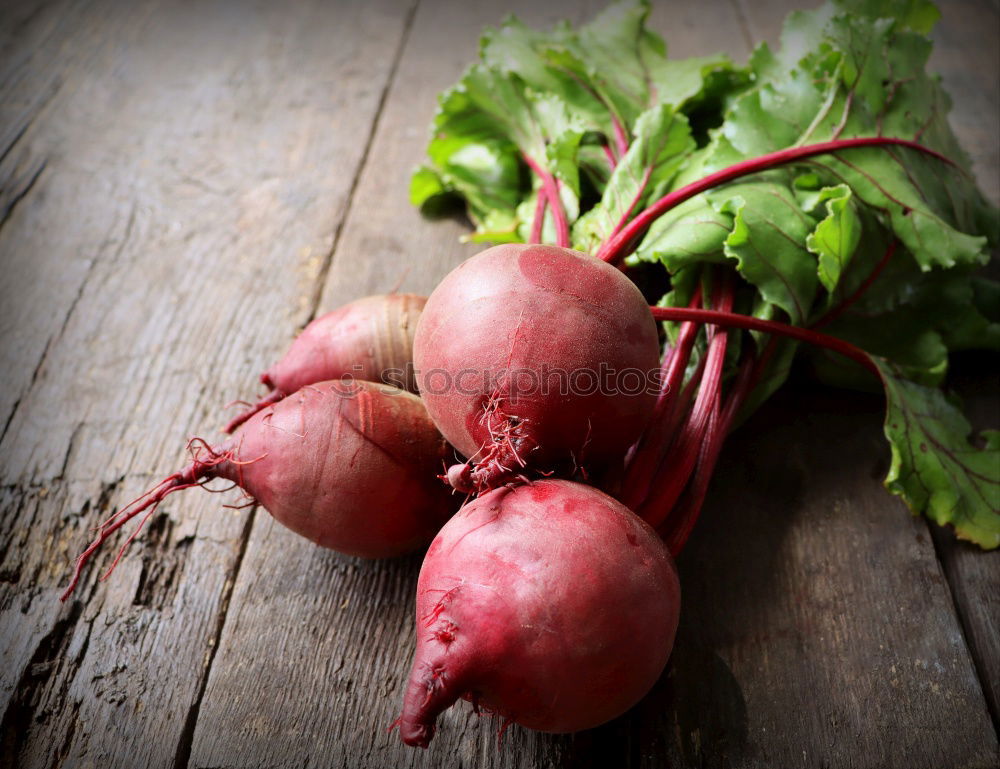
[1, 1, 997, 768]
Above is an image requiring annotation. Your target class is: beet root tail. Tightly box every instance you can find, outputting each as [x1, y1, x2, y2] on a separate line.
[60, 455, 219, 601]
[398, 652, 469, 748]
[222, 388, 285, 434]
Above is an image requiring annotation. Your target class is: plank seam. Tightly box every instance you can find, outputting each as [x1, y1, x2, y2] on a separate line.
[171, 507, 257, 769]
[304, 0, 421, 323]
[0, 600, 87, 769]
[929, 524, 1000, 741]
[0, 202, 135, 455]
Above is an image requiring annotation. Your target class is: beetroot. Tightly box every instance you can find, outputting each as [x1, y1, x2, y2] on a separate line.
[63, 380, 454, 600]
[398, 479, 680, 747]
[224, 293, 426, 433]
[413, 244, 660, 492]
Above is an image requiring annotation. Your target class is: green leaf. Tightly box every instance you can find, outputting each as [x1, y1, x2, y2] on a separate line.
[652, 54, 748, 112]
[716, 182, 820, 324]
[704, 0, 996, 274]
[877, 360, 1000, 549]
[572, 105, 694, 252]
[565, 0, 662, 130]
[534, 93, 588, 197]
[421, 82, 524, 229]
[633, 193, 732, 271]
[479, 17, 615, 139]
[409, 166, 447, 208]
[803, 184, 861, 293]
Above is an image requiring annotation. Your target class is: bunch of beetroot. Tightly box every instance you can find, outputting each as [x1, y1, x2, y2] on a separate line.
[64, 0, 998, 752]
[396, 0, 997, 746]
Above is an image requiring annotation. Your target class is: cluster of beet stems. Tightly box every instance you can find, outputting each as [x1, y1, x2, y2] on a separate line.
[523, 136, 950, 554]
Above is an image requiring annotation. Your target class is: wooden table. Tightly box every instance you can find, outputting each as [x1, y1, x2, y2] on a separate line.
[1, 1, 997, 767]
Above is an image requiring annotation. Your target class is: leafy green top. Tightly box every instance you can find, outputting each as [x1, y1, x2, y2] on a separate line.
[411, 0, 999, 548]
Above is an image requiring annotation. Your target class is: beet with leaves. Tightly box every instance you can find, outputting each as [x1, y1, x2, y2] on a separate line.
[414, 243, 660, 493]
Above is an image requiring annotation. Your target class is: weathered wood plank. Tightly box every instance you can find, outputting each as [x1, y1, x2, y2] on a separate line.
[191, 0, 998, 767]
[2, 0, 995, 768]
[931, 372, 1000, 730]
[923, 0, 1000, 728]
[665, 387, 997, 769]
[0, 0, 154, 455]
[0, 1, 414, 767]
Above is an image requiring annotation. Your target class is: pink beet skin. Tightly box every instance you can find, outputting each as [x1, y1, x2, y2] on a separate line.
[413, 244, 660, 492]
[398, 479, 680, 747]
[224, 380, 453, 557]
[63, 380, 456, 600]
[225, 293, 426, 433]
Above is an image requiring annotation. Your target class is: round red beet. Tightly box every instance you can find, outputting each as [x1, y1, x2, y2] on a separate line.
[63, 380, 455, 600]
[398, 479, 680, 747]
[414, 244, 659, 491]
[224, 293, 425, 433]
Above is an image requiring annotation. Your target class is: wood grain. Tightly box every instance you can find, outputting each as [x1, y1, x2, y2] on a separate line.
[0, 0, 414, 766]
[190, 1, 998, 767]
[0, 0, 996, 767]
[666, 387, 997, 769]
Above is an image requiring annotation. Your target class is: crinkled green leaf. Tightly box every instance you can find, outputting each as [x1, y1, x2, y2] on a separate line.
[422, 65, 588, 239]
[802, 184, 861, 293]
[652, 54, 748, 114]
[418, 82, 524, 229]
[633, 193, 733, 271]
[877, 360, 1000, 549]
[534, 93, 588, 197]
[572, 105, 694, 252]
[413, 0, 752, 247]
[706, 0, 996, 273]
[409, 166, 446, 208]
[717, 182, 820, 325]
[563, 0, 664, 130]
[480, 17, 616, 140]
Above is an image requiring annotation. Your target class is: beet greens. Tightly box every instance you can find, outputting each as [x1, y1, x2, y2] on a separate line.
[412, 0, 999, 548]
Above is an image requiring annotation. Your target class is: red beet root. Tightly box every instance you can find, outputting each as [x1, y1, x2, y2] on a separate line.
[413, 244, 660, 492]
[63, 380, 454, 600]
[398, 479, 680, 747]
[224, 293, 426, 433]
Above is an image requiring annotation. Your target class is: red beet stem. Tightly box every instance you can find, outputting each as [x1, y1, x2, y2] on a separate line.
[597, 138, 953, 264]
[522, 153, 570, 248]
[602, 143, 617, 170]
[222, 388, 285, 434]
[529, 189, 548, 244]
[611, 113, 629, 158]
[639, 280, 734, 529]
[647, 306, 879, 376]
[639, 329, 727, 529]
[661, 354, 757, 554]
[811, 240, 898, 329]
[620, 287, 703, 510]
